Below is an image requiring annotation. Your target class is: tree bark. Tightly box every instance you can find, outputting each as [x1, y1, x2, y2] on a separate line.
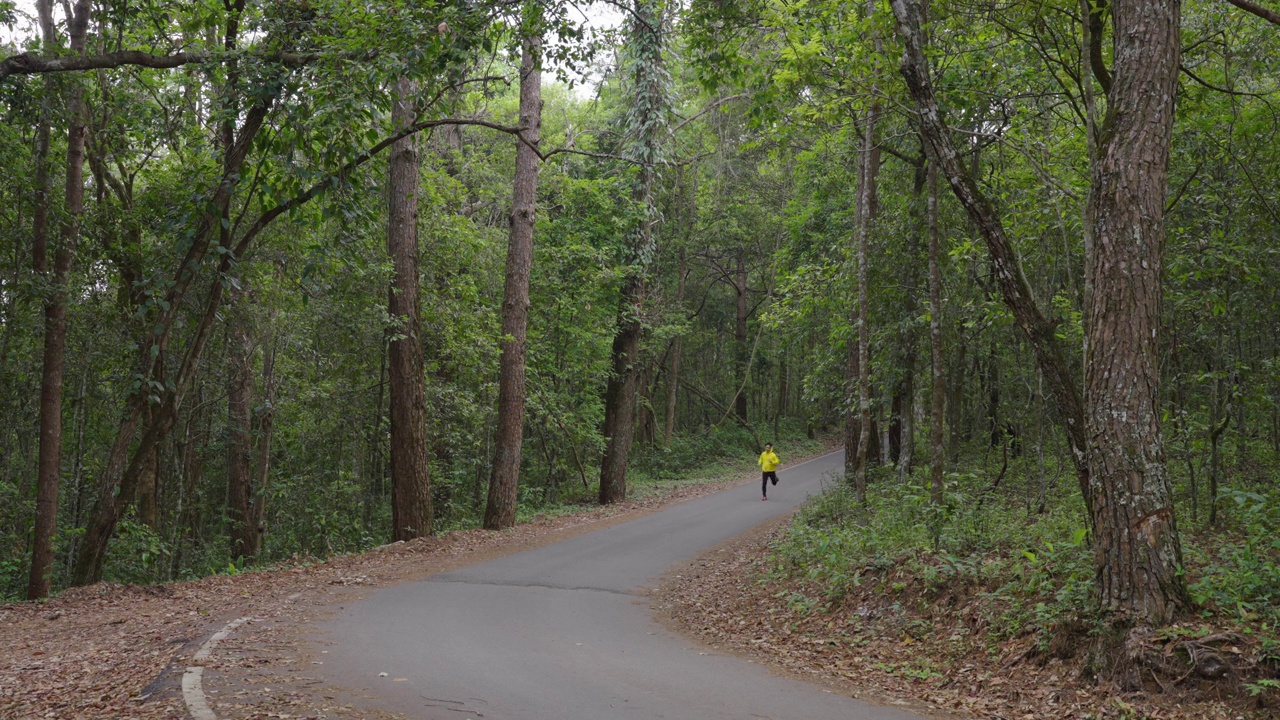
[485, 24, 542, 530]
[28, 0, 90, 601]
[1083, 0, 1189, 623]
[600, 280, 643, 504]
[135, 415, 160, 529]
[250, 340, 277, 556]
[387, 76, 432, 540]
[599, 0, 664, 505]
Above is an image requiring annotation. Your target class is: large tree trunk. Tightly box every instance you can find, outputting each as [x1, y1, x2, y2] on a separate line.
[1082, 0, 1188, 622]
[135, 414, 160, 529]
[387, 76, 432, 540]
[600, 280, 643, 504]
[599, 0, 664, 505]
[28, 0, 90, 600]
[485, 25, 542, 530]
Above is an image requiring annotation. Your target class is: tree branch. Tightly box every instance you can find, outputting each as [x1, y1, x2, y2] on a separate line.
[668, 93, 749, 136]
[0, 49, 316, 81]
[1223, 0, 1280, 25]
[1179, 63, 1272, 97]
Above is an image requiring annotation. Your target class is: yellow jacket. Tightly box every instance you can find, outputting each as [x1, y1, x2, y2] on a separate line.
[758, 450, 780, 472]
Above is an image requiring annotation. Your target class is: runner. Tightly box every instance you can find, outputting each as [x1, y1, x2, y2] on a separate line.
[758, 443, 780, 500]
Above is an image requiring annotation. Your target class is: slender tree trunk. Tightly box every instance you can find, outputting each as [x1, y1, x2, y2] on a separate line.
[249, 341, 277, 556]
[896, 161, 926, 478]
[844, 315, 862, 476]
[927, 161, 947, 518]
[853, 73, 882, 514]
[29, 0, 90, 600]
[891, 0, 1091, 504]
[986, 337, 1001, 447]
[734, 253, 749, 423]
[1206, 371, 1229, 528]
[485, 24, 542, 530]
[387, 76, 432, 541]
[64, 360, 89, 576]
[26, 4, 56, 600]
[227, 308, 256, 559]
[1083, 0, 1188, 623]
[365, 340, 387, 525]
[599, 0, 664, 504]
[135, 414, 160, 529]
[664, 247, 686, 445]
[775, 351, 787, 437]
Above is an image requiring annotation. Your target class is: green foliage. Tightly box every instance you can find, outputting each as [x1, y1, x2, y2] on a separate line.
[102, 520, 171, 586]
[773, 460, 1100, 644]
[0, 556, 25, 602]
[1186, 488, 1280, 626]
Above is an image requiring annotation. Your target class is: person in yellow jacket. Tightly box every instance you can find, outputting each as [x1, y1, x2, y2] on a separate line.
[758, 443, 781, 500]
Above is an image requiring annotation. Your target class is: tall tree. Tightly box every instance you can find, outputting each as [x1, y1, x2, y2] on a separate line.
[227, 298, 258, 559]
[387, 76, 432, 541]
[1082, 0, 1188, 621]
[485, 12, 543, 530]
[599, 0, 667, 504]
[28, 0, 90, 600]
[851, 9, 882, 512]
[890, 0, 1190, 623]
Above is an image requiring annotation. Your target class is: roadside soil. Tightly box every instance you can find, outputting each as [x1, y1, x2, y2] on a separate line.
[0, 467, 769, 720]
[656, 521, 1278, 720]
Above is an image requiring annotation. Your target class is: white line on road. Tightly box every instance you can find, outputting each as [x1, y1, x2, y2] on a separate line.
[183, 616, 250, 720]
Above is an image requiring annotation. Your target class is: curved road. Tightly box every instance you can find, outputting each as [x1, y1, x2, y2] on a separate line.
[314, 450, 928, 720]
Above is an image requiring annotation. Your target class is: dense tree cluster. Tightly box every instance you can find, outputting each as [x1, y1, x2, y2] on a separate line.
[2, 0, 1278, 637]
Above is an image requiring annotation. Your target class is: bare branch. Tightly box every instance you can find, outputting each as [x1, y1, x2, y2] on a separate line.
[668, 94, 749, 136]
[1179, 63, 1273, 97]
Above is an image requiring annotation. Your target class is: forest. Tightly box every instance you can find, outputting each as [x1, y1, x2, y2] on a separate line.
[2, 0, 1280, 713]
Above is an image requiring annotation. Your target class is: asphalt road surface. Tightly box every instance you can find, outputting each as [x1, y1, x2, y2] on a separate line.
[315, 449, 928, 720]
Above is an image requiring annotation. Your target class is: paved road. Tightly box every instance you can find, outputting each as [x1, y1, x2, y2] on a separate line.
[314, 450, 928, 720]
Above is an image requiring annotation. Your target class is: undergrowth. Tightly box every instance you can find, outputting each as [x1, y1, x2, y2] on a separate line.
[771, 453, 1280, 677]
[0, 423, 819, 601]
